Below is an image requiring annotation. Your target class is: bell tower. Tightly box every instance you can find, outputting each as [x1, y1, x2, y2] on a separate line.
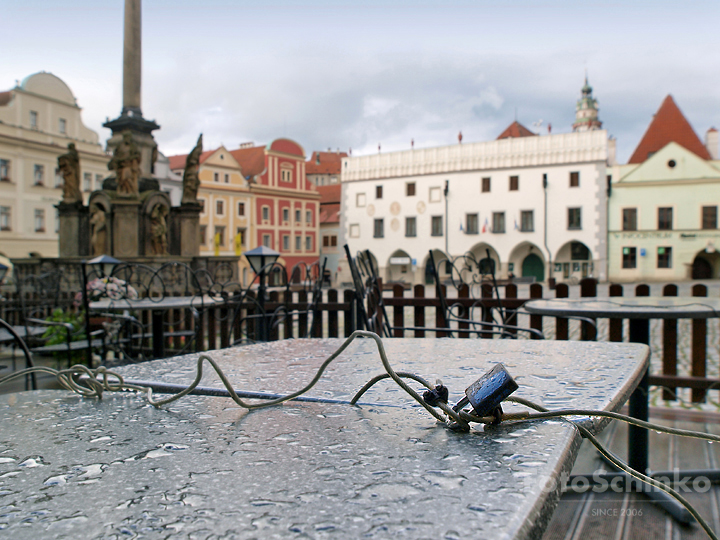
[572, 74, 602, 132]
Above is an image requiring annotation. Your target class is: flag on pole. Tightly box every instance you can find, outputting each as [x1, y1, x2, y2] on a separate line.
[214, 232, 221, 256]
[482, 218, 488, 233]
[234, 232, 243, 256]
[514, 218, 519, 231]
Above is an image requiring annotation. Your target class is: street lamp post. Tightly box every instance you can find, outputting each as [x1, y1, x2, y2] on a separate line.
[244, 246, 280, 341]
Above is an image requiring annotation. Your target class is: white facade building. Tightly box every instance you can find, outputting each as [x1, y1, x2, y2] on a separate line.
[341, 128, 610, 285]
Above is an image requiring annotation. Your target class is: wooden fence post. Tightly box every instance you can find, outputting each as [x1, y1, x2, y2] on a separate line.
[579, 278, 597, 341]
[413, 284, 426, 338]
[529, 283, 543, 338]
[393, 284, 405, 338]
[692, 284, 707, 402]
[328, 289, 339, 338]
[608, 284, 623, 342]
[661, 284, 678, 400]
[555, 283, 569, 340]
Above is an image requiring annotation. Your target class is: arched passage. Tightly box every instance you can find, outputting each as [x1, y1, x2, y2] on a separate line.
[387, 249, 413, 282]
[555, 240, 592, 280]
[468, 242, 501, 278]
[424, 249, 449, 284]
[508, 242, 545, 282]
[692, 250, 719, 279]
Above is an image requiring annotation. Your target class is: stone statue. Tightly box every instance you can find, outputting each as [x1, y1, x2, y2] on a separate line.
[58, 143, 82, 203]
[90, 206, 107, 256]
[181, 134, 203, 204]
[150, 204, 168, 256]
[109, 130, 141, 197]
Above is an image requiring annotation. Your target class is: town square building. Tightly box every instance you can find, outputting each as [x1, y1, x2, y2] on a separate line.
[608, 96, 720, 281]
[0, 72, 109, 258]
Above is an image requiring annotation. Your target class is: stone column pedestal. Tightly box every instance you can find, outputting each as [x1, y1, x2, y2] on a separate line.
[172, 203, 201, 257]
[112, 199, 141, 258]
[57, 201, 89, 257]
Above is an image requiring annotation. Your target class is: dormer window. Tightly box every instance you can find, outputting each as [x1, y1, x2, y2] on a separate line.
[59, 118, 66, 134]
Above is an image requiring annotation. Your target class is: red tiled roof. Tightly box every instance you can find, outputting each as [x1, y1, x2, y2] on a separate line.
[316, 184, 341, 204]
[496, 121, 536, 140]
[167, 149, 215, 171]
[306, 151, 347, 175]
[229, 146, 266, 179]
[0, 91, 12, 106]
[628, 95, 711, 164]
[319, 203, 340, 224]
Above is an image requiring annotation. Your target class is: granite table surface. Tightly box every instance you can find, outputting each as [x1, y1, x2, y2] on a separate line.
[524, 297, 720, 319]
[0, 338, 648, 539]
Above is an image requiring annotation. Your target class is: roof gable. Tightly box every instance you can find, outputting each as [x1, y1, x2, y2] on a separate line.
[229, 146, 266, 179]
[306, 151, 347, 175]
[620, 142, 720, 183]
[203, 146, 241, 168]
[497, 121, 536, 140]
[628, 95, 711, 164]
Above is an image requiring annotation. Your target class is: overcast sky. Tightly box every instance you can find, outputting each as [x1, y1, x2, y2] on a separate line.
[2, 0, 719, 163]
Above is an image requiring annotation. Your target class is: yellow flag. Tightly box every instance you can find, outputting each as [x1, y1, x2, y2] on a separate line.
[214, 232, 221, 256]
[234, 233, 243, 256]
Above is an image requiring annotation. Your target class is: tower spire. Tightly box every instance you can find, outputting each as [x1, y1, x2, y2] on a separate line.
[573, 73, 602, 132]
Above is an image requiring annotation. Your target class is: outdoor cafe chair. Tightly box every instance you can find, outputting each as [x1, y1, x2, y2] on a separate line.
[0, 317, 37, 391]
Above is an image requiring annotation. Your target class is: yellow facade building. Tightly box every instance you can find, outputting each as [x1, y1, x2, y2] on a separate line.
[0, 72, 109, 258]
[170, 146, 253, 283]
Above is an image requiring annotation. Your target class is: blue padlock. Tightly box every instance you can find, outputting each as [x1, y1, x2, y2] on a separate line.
[465, 363, 518, 417]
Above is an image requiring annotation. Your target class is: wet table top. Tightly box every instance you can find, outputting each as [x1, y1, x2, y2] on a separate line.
[524, 297, 720, 319]
[89, 294, 226, 312]
[0, 338, 648, 539]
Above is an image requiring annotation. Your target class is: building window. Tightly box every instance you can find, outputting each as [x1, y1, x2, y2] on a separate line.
[282, 208, 289, 223]
[622, 247, 637, 269]
[214, 172, 219, 183]
[431, 216, 443, 236]
[235, 228, 246, 249]
[34, 209, 45, 232]
[55, 208, 59, 233]
[330, 235, 337, 247]
[281, 168, 292, 182]
[492, 212, 505, 233]
[570, 171, 580, 187]
[215, 226, 225, 246]
[622, 208, 637, 231]
[54, 168, 63, 188]
[199, 225, 207, 245]
[657, 246, 672, 269]
[702, 206, 717, 229]
[323, 235, 330, 247]
[295, 209, 301, 222]
[482, 177, 491, 193]
[376, 185, 383, 199]
[59, 118, 66, 134]
[295, 235, 301, 250]
[568, 207, 582, 230]
[509, 175, 519, 191]
[95, 173, 103, 187]
[349, 224, 360, 238]
[0, 206, 10, 231]
[658, 207, 673, 230]
[466, 213, 478, 234]
[0, 159, 10, 181]
[374, 218, 384, 238]
[306, 235, 312, 251]
[198, 199, 206, 213]
[520, 210, 534, 232]
[216, 200, 224, 215]
[238, 202, 245, 216]
[406, 216, 417, 237]
[33, 164, 44, 186]
[262, 206, 270, 221]
[283, 235, 290, 251]
[224, 173, 229, 184]
[262, 234, 271, 248]
[83, 172, 92, 191]
[30, 111, 38, 129]
[356, 193, 366, 207]
[306, 210, 312, 224]
[406, 182, 416, 196]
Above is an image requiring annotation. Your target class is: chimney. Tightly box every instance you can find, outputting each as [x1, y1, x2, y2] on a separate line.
[705, 128, 718, 159]
[607, 136, 617, 166]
